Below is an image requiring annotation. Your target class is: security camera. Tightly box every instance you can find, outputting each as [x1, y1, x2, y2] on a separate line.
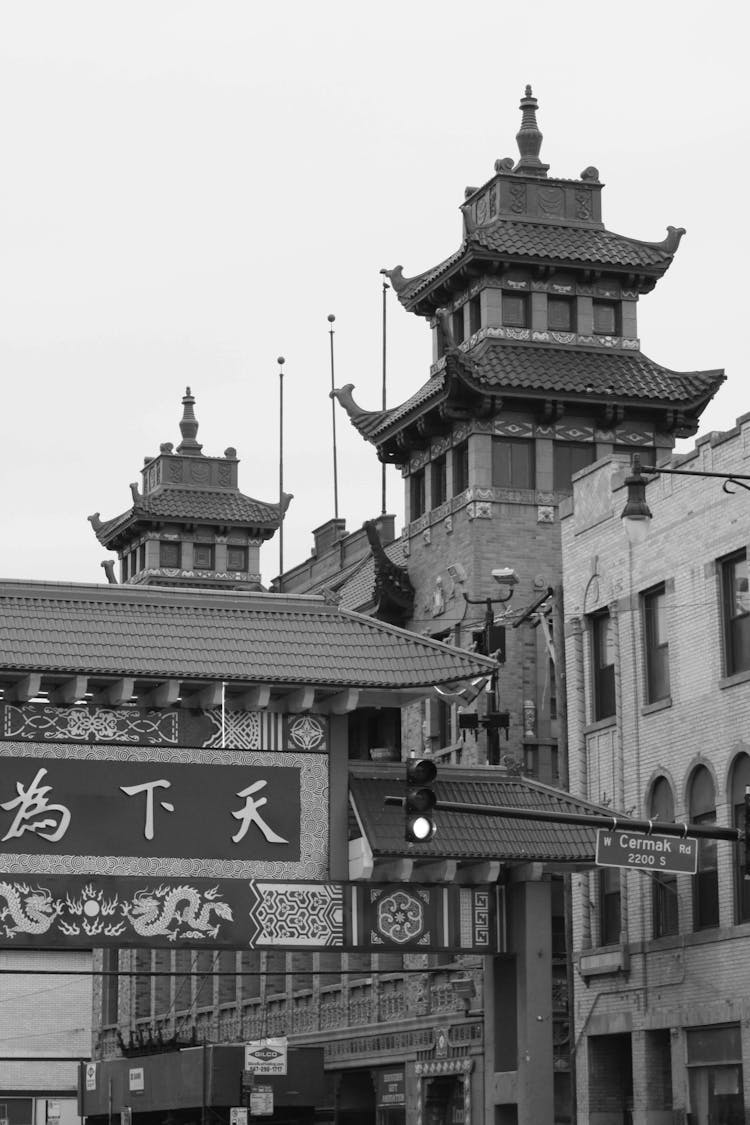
[491, 567, 519, 587]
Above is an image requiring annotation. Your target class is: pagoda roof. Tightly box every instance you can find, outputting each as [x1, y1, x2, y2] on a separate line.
[392, 222, 685, 311]
[91, 486, 287, 548]
[334, 343, 725, 453]
[349, 764, 604, 866]
[0, 580, 495, 695]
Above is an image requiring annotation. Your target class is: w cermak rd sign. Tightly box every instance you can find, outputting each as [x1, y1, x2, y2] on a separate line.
[596, 828, 698, 875]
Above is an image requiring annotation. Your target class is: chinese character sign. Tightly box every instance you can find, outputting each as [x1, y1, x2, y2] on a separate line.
[0, 744, 327, 880]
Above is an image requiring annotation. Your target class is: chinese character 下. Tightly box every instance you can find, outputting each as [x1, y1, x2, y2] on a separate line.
[120, 779, 175, 840]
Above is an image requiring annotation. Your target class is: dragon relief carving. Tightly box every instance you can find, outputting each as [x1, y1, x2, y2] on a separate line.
[0, 881, 63, 937]
[121, 884, 233, 941]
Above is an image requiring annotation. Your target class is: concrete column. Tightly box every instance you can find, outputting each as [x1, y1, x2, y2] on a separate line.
[471, 432, 492, 489]
[536, 436, 554, 492]
[621, 299, 638, 339]
[578, 296, 594, 336]
[531, 291, 547, 332]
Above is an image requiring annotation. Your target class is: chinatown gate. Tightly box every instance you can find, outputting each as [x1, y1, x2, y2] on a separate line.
[0, 578, 600, 1125]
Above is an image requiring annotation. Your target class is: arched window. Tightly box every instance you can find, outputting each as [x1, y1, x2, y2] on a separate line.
[650, 777, 678, 938]
[730, 753, 750, 923]
[689, 766, 719, 930]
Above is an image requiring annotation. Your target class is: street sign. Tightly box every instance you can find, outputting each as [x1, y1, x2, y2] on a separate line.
[244, 1038, 288, 1075]
[230, 1109, 248, 1125]
[596, 829, 698, 875]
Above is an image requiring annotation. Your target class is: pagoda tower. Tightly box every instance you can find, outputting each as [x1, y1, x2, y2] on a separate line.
[333, 86, 724, 772]
[89, 388, 290, 590]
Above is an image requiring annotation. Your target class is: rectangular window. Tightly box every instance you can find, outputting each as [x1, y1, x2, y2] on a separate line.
[227, 545, 248, 571]
[193, 543, 215, 570]
[548, 296, 575, 332]
[159, 541, 181, 569]
[240, 950, 261, 1000]
[599, 867, 621, 945]
[174, 949, 192, 1012]
[721, 550, 750, 676]
[410, 469, 426, 519]
[469, 296, 481, 335]
[453, 441, 469, 495]
[734, 800, 750, 923]
[121, 554, 129, 581]
[643, 585, 670, 702]
[593, 299, 618, 335]
[452, 309, 464, 345]
[218, 950, 236, 1006]
[138, 543, 146, 571]
[553, 440, 596, 492]
[693, 818, 719, 930]
[592, 610, 616, 721]
[431, 455, 447, 509]
[502, 292, 528, 328]
[134, 949, 151, 1019]
[492, 437, 535, 490]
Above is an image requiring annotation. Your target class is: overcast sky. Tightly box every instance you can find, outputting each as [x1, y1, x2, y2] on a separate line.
[1, 1, 747, 587]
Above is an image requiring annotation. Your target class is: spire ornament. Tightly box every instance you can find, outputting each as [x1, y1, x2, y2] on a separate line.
[176, 386, 203, 454]
[514, 85, 549, 177]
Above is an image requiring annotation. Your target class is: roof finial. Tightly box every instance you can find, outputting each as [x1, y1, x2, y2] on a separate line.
[176, 386, 203, 454]
[514, 85, 549, 177]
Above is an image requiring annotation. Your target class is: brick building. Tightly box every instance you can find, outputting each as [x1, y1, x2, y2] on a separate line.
[561, 421, 750, 1123]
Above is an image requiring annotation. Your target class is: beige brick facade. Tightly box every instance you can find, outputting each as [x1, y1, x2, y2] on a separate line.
[562, 419, 750, 1123]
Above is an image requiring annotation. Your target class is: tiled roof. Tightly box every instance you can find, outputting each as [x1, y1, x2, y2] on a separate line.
[0, 581, 495, 688]
[343, 343, 723, 444]
[397, 221, 679, 305]
[350, 767, 602, 864]
[469, 340, 724, 405]
[95, 489, 282, 543]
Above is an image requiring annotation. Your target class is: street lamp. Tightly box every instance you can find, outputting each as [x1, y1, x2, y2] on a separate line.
[461, 569, 518, 764]
[621, 453, 750, 546]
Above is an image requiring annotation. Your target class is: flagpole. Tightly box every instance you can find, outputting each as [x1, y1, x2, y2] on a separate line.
[327, 314, 339, 522]
[277, 356, 285, 591]
[379, 274, 389, 515]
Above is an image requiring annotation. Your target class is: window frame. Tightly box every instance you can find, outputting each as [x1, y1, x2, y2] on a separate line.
[598, 866, 621, 946]
[502, 291, 529, 329]
[592, 298, 620, 336]
[491, 436, 535, 490]
[159, 540, 182, 569]
[227, 545, 248, 572]
[553, 440, 596, 492]
[642, 584, 670, 704]
[721, 549, 750, 677]
[409, 469, 426, 520]
[650, 776, 678, 938]
[547, 295, 576, 332]
[431, 454, 447, 509]
[690, 765, 719, 931]
[193, 542, 215, 570]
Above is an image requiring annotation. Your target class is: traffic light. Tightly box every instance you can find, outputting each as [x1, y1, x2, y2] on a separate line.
[405, 757, 437, 842]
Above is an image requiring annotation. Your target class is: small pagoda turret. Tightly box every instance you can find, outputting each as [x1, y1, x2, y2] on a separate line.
[89, 388, 290, 590]
[334, 86, 724, 468]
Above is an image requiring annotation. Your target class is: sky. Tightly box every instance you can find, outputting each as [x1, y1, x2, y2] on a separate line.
[1, 1, 748, 586]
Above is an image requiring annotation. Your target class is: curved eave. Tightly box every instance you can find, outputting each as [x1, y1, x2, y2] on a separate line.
[94, 507, 281, 551]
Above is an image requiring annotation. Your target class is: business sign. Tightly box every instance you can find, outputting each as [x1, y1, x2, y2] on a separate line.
[249, 1086, 273, 1116]
[230, 1109, 248, 1125]
[596, 829, 698, 875]
[85, 1064, 97, 1092]
[128, 1068, 144, 1093]
[245, 1038, 287, 1075]
[376, 1068, 405, 1108]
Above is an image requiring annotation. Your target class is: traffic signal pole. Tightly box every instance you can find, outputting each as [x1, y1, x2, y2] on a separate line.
[384, 794, 747, 847]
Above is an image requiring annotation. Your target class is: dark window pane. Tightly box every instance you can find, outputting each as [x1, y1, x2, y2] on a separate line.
[731, 754, 750, 922]
[548, 296, 574, 332]
[492, 438, 535, 489]
[174, 949, 192, 1012]
[553, 441, 596, 492]
[153, 948, 171, 1017]
[453, 442, 469, 494]
[410, 469, 425, 519]
[690, 767, 719, 930]
[101, 948, 119, 1025]
[431, 455, 447, 508]
[592, 611, 615, 720]
[469, 296, 481, 335]
[599, 867, 620, 945]
[452, 309, 464, 345]
[194, 950, 215, 1007]
[134, 949, 151, 1019]
[160, 541, 181, 568]
[240, 950, 261, 1000]
[644, 586, 670, 702]
[593, 300, 618, 335]
[502, 293, 528, 328]
[265, 951, 286, 996]
[291, 951, 313, 991]
[139, 543, 146, 571]
[218, 950, 236, 1005]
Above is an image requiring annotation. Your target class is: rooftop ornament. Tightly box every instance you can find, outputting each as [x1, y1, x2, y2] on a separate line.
[621, 452, 750, 546]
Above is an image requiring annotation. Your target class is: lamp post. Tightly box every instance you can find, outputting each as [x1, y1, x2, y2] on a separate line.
[463, 568, 518, 765]
[621, 453, 750, 545]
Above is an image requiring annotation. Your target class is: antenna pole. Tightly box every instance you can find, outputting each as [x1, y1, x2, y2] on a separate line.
[327, 314, 340, 522]
[277, 356, 285, 591]
[380, 274, 389, 515]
